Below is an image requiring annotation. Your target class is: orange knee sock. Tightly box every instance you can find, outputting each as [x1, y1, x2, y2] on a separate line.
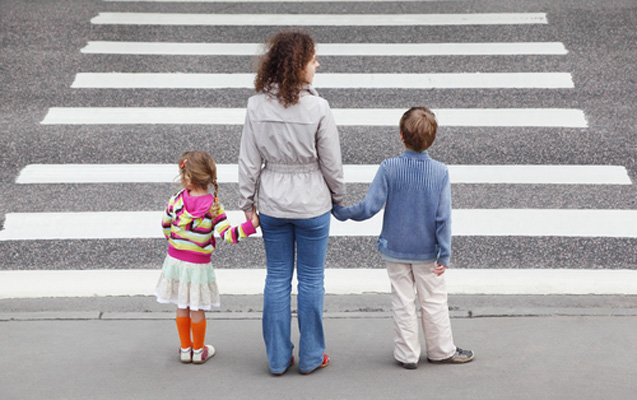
[176, 317, 192, 349]
[191, 319, 207, 351]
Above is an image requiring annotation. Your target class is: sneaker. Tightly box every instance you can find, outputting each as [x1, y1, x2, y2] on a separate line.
[428, 347, 474, 364]
[396, 360, 418, 370]
[192, 345, 216, 364]
[180, 347, 192, 363]
[300, 353, 330, 375]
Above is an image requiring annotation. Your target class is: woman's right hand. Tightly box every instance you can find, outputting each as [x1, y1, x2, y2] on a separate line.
[331, 203, 348, 221]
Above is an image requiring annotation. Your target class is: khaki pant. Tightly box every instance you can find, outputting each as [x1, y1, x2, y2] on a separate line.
[385, 260, 456, 363]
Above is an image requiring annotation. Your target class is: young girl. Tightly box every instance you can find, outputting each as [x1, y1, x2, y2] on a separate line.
[155, 150, 259, 364]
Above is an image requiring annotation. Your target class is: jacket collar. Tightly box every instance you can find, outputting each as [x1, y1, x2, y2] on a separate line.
[401, 150, 430, 160]
[302, 83, 320, 97]
[264, 83, 319, 97]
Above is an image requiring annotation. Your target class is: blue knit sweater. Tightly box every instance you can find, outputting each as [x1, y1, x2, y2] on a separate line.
[332, 150, 451, 265]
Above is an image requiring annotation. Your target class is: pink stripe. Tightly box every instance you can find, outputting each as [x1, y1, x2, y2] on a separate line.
[168, 246, 211, 264]
[241, 221, 257, 236]
[213, 213, 227, 225]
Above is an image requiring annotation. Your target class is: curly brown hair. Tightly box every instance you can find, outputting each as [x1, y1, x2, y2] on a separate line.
[255, 30, 316, 108]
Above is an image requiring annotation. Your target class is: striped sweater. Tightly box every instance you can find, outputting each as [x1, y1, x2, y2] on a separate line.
[162, 189, 256, 263]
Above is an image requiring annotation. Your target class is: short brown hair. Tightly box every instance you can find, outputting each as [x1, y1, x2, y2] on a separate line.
[399, 106, 438, 152]
[255, 30, 316, 108]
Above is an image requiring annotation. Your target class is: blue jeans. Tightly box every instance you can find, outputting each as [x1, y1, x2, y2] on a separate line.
[260, 211, 330, 374]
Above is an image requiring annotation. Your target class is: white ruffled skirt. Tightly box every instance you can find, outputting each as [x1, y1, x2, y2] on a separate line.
[154, 254, 220, 310]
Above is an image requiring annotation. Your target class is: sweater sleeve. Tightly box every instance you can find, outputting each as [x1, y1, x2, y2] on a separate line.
[316, 102, 346, 204]
[161, 197, 174, 239]
[213, 204, 257, 244]
[435, 170, 452, 266]
[238, 105, 263, 212]
[332, 164, 388, 221]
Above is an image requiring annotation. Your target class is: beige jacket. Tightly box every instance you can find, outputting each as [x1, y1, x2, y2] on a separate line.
[238, 86, 346, 219]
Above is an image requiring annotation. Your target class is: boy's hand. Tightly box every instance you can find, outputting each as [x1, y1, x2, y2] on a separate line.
[433, 264, 447, 276]
[331, 203, 348, 221]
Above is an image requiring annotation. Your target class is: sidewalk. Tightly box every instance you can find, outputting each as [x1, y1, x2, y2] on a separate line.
[1, 295, 636, 400]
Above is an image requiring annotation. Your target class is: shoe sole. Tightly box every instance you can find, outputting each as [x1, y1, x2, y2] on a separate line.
[428, 354, 474, 364]
[397, 361, 418, 369]
[180, 349, 192, 363]
[193, 346, 216, 364]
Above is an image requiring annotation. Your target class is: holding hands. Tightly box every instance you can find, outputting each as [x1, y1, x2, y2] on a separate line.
[245, 206, 260, 229]
[331, 203, 347, 221]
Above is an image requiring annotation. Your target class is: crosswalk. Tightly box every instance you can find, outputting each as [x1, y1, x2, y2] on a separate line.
[3, 0, 636, 297]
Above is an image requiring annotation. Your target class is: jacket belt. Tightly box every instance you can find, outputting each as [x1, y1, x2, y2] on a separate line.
[264, 162, 320, 173]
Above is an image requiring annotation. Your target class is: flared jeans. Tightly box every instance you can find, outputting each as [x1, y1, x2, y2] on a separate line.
[260, 212, 330, 374]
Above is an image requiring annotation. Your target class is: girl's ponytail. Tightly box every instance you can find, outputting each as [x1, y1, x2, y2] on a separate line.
[209, 178, 221, 217]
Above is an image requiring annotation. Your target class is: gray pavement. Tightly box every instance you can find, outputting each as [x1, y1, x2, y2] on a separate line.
[1, 294, 636, 400]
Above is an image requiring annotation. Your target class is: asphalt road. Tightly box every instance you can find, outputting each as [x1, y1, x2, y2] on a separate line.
[1, 0, 636, 272]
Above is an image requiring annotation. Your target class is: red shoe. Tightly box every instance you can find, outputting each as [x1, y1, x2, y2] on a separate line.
[272, 355, 294, 376]
[301, 353, 329, 375]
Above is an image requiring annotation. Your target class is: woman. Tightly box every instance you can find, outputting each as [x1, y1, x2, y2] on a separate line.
[238, 30, 345, 375]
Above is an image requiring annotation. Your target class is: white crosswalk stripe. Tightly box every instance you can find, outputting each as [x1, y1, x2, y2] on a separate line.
[15, 164, 633, 185]
[1, 210, 636, 241]
[71, 72, 575, 89]
[81, 41, 569, 56]
[104, 0, 463, 3]
[2, 269, 635, 297]
[90, 12, 549, 26]
[41, 107, 589, 127]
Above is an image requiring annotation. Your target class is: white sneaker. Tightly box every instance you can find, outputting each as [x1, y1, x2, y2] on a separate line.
[192, 345, 216, 364]
[180, 347, 192, 363]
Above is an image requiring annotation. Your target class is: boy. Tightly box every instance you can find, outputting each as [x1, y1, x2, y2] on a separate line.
[332, 106, 474, 369]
